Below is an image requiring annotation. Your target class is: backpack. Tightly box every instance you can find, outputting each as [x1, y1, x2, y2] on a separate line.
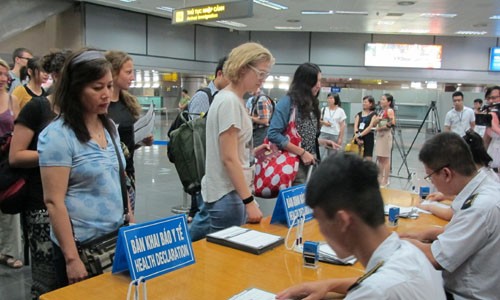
[0, 132, 27, 214]
[167, 87, 216, 195]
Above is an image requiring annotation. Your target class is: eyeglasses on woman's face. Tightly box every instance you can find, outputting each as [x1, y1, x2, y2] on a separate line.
[248, 64, 270, 80]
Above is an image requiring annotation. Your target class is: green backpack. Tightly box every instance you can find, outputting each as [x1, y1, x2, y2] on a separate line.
[168, 112, 208, 195]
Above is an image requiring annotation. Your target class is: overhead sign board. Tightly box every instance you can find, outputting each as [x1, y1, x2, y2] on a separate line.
[172, 0, 253, 25]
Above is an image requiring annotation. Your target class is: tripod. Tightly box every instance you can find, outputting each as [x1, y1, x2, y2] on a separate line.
[397, 101, 441, 174]
[390, 121, 411, 180]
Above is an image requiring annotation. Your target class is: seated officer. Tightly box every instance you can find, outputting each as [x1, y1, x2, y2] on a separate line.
[401, 132, 500, 300]
[276, 153, 445, 300]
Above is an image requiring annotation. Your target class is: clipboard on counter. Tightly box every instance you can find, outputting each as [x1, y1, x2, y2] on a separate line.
[206, 226, 284, 255]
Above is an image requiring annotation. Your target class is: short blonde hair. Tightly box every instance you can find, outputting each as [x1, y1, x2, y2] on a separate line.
[0, 58, 9, 71]
[223, 42, 275, 83]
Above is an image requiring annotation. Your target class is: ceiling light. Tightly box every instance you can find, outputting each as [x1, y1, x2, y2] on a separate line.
[301, 10, 334, 15]
[274, 25, 302, 30]
[335, 11, 369, 15]
[216, 20, 248, 28]
[420, 13, 457, 18]
[386, 12, 404, 17]
[265, 75, 274, 82]
[279, 83, 289, 90]
[119, 0, 136, 2]
[156, 6, 173, 13]
[455, 31, 487, 35]
[426, 81, 437, 89]
[397, 1, 416, 6]
[263, 83, 274, 89]
[279, 76, 289, 82]
[253, 0, 288, 10]
[377, 20, 395, 25]
[399, 29, 430, 34]
[411, 81, 422, 89]
[401, 84, 410, 89]
[490, 15, 500, 20]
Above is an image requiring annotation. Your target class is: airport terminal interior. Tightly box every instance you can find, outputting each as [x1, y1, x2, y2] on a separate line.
[1, 0, 500, 299]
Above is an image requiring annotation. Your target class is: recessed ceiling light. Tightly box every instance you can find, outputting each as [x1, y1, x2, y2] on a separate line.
[400, 29, 430, 34]
[377, 20, 395, 25]
[253, 0, 288, 10]
[455, 30, 487, 35]
[119, 0, 136, 2]
[490, 15, 500, 20]
[301, 10, 334, 15]
[420, 13, 457, 18]
[397, 1, 416, 6]
[156, 6, 173, 13]
[216, 20, 248, 28]
[274, 25, 303, 30]
[335, 11, 369, 15]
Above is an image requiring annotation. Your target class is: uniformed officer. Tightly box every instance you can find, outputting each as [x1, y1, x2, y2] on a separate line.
[276, 153, 445, 300]
[402, 132, 500, 300]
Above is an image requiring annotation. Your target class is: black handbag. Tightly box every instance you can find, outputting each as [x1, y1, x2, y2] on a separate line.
[74, 134, 130, 278]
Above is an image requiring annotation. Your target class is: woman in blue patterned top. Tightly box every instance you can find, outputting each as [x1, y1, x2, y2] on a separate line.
[38, 49, 133, 287]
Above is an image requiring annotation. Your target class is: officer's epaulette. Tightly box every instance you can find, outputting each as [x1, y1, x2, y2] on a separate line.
[461, 193, 478, 210]
[347, 260, 384, 292]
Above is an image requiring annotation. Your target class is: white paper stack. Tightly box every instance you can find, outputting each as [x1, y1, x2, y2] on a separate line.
[318, 243, 357, 265]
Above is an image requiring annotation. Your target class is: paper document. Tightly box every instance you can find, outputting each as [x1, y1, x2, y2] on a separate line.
[318, 243, 357, 265]
[228, 288, 275, 300]
[206, 226, 284, 254]
[134, 103, 155, 144]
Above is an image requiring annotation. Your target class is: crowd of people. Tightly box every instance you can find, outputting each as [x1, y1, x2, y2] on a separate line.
[0, 41, 499, 300]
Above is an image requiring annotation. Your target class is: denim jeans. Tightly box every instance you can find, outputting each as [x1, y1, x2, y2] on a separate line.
[189, 192, 210, 242]
[206, 191, 246, 234]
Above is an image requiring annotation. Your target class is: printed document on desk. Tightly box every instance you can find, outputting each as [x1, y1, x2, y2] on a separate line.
[206, 226, 284, 255]
[229, 288, 275, 300]
[134, 103, 155, 144]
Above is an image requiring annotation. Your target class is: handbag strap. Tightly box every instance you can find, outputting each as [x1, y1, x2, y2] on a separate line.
[110, 133, 130, 225]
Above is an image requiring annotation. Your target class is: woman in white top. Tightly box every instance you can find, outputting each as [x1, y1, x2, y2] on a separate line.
[319, 93, 346, 159]
[191, 42, 274, 239]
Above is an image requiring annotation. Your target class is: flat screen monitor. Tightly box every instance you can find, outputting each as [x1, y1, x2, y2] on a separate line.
[364, 43, 442, 68]
[489, 47, 500, 71]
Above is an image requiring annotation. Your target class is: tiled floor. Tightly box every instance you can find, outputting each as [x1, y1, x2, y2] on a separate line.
[0, 113, 432, 299]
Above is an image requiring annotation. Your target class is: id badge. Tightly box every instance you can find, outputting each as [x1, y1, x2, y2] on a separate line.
[359, 122, 365, 130]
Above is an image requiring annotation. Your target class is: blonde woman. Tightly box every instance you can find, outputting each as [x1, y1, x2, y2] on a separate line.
[190, 42, 273, 240]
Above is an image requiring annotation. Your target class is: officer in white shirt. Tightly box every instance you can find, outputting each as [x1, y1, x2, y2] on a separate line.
[402, 132, 500, 300]
[276, 153, 445, 300]
[444, 91, 475, 136]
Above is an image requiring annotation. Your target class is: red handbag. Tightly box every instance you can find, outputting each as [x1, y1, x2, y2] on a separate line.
[254, 107, 302, 198]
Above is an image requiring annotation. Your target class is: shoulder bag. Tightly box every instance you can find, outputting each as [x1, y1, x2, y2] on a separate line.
[254, 107, 302, 198]
[75, 134, 129, 277]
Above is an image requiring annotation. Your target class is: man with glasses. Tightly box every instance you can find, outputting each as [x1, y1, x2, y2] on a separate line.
[8, 47, 33, 93]
[444, 91, 475, 136]
[401, 132, 500, 300]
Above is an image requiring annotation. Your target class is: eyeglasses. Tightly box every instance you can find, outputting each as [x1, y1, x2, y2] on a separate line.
[17, 56, 31, 60]
[424, 164, 449, 183]
[486, 95, 500, 101]
[248, 65, 270, 80]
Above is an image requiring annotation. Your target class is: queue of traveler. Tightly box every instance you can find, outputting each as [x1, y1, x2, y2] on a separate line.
[0, 41, 499, 300]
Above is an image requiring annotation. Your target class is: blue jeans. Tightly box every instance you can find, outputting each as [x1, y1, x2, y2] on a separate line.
[189, 192, 210, 242]
[206, 191, 246, 234]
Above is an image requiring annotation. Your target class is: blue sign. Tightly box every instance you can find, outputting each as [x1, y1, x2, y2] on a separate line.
[112, 215, 195, 280]
[270, 184, 313, 227]
[330, 86, 342, 93]
[490, 47, 500, 71]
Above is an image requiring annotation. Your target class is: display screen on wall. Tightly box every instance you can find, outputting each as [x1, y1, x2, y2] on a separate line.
[489, 47, 500, 71]
[173, 0, 252, 25]
[364, 43, 442, 68]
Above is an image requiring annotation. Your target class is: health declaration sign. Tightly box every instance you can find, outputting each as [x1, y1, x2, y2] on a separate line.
[112, 215, 195, 280]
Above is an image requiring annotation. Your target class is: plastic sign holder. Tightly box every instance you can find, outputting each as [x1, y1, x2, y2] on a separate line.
[270, 184, 313, 227]
[112, 215, 195, 281]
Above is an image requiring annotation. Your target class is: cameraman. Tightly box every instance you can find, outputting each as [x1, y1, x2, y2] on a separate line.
[484, 86, 500, 177]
